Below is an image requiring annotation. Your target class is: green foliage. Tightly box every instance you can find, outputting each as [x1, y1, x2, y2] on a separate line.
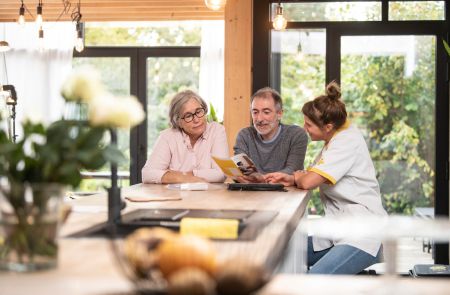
[146, 58, 200, 152]
[85, 25, 201, 47]
[0, 118, 125, 188]
[279, 31, 326, 215]
[75, 24, 202, 161]
[78, 178, 130, 192]
[444, 40, 450, 57]
[72, 58, 130, 171]
[208, 102, 222, 123]
[341, 36, 435, 214]
[280, 33, 436, 215]
[389, 2, 444, 21]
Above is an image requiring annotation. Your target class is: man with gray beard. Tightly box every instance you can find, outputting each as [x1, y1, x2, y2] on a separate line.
[233, 87, 308, 183]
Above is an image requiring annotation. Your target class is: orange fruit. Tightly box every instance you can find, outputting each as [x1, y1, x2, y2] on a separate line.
[157, 235, 217, 279]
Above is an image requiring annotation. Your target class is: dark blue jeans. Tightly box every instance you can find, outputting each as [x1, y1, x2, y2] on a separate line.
[307, 236, 383, 274]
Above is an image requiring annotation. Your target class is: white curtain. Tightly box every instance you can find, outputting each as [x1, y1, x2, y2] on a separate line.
[199, 21, 224, 121]
[0, 22, 75, 127]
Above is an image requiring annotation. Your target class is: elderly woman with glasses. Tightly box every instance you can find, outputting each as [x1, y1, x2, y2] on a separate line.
[142, 90, 229, 184]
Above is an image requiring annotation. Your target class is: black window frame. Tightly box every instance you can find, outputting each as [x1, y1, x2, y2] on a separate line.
[253, 0, 450, 264]
[74, 46, 201, 185]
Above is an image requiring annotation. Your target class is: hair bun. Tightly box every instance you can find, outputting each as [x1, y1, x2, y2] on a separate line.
[326, 81, 341, 101]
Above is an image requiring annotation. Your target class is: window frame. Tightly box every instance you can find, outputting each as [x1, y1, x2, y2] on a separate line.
[73, 46, 201, 185]
[253, 0, 450, 264]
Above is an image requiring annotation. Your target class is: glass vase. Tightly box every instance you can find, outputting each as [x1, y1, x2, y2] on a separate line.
[0, 182, 65, 272]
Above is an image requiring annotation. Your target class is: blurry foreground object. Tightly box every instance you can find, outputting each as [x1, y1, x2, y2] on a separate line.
[301, 215, 450, 276]
[0, 84, 17, 142]
[121, 227, 270, 295]
[0, 66, 144, 272]
[0, 41, 10, 52]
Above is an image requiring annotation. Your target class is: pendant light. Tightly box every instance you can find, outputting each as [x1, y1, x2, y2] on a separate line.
[204, 0, 226, 11]
[273, 2, 287, 31]
[73, 0, 84, 52]
[0, 24, 10, 52]
[38, 27, 45, 51]
[18, 1, 26, 26]
[75, 23, 84, 52]
[36, 1, 43, 26]
[0, 41, 10, 52]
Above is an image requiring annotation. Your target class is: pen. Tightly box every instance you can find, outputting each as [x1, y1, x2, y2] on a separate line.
[171, 209, 190, 220]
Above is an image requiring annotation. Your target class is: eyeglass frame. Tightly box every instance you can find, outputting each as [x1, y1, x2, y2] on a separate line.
[179, 107, 206, 123]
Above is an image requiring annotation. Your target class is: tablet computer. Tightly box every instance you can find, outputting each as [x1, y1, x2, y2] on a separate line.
[227, 183, 285, 191]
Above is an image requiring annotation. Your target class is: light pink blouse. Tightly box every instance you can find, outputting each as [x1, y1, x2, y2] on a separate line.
[141, 122, 229, 183]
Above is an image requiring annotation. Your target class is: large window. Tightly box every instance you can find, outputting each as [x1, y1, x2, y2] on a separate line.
[259, 0, 449, 263]
[72, 57, 131, 191]
[341, 35, 436, 214]
[85, 22, 201, 46]
[146, 57, 200, 154]
[73, 22, 203, 187]
[271, 2, 382, 22]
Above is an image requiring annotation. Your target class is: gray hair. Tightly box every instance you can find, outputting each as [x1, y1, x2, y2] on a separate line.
[250, 87, 283, 111]
[169, 90, 208, 130]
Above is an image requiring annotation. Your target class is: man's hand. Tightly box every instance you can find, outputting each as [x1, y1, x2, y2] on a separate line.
[234, 172, 266, 183]
[264, 172, 295, 186]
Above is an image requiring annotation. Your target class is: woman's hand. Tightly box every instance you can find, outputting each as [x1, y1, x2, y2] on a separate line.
[161, 171, 206, 183]
[264, 172, 295, 186]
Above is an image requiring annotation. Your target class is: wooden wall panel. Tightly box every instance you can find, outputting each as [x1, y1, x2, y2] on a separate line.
[0, 0, 224, 22]
[224, 0, 252, 154]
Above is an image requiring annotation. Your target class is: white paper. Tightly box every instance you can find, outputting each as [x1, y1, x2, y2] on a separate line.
[167, 183, 209, 191]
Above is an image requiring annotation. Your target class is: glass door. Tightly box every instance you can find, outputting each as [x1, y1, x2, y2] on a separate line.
[340, 35, 436, 215]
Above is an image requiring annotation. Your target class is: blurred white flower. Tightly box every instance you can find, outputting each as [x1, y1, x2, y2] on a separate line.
[23, 134, 46, 158]
[61, 66, 105, 103]
[88, 94, 145, 129]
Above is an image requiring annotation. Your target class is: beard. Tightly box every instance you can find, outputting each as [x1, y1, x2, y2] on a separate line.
[254, 120, 278, 136]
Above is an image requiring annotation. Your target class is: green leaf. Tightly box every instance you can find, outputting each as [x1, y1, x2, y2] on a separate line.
[208, 102, 218, 123]
[443, 40, 450, 57]
[77, 150, 107, 169]
[103, 146, 126, 164]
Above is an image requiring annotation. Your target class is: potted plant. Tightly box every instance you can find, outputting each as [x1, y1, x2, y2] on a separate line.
[0, 67, 144, 272]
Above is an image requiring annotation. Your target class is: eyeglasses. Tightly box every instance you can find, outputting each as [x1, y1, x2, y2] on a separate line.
[179, 108, 206, 123]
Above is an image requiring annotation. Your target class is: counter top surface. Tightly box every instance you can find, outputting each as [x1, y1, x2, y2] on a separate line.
[1, 183, 310, 295]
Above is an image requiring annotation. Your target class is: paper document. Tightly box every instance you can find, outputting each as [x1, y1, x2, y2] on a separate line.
[212, 153, 258, 177]
[166, 182, 209, 191]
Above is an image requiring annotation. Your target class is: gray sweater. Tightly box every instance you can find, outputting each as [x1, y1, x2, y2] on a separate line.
[233, 124, 308, 174]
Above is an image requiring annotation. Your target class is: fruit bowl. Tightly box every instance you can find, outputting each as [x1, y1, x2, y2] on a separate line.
[110, 227, 271, 295]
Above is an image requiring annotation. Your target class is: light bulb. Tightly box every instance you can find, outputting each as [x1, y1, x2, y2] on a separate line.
[204, 0, 226, 11]
[0, 41, 10, 52]
[273, 4, 287, 31]
[38, 27, 45, 52]
[75, 24, 84, 52]
[75, 36, 84, 52]
[18, 6, 25, 26]
[36, 5, 43, 26]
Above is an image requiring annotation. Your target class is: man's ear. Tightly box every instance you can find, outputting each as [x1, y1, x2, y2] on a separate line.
[277, 109, 283, 121]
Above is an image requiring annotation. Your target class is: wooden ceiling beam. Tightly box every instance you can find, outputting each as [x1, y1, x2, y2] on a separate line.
[0, 0, 224, 22]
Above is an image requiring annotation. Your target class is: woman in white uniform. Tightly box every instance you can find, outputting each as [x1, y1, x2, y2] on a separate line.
[265, 81, 387, 274]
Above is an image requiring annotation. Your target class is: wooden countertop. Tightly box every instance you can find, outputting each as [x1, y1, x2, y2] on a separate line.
[1, 183, 310, 295]
[257, 274, 450, 295]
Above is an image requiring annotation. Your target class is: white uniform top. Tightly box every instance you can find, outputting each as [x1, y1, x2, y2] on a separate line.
[308, 121, 387, 257]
